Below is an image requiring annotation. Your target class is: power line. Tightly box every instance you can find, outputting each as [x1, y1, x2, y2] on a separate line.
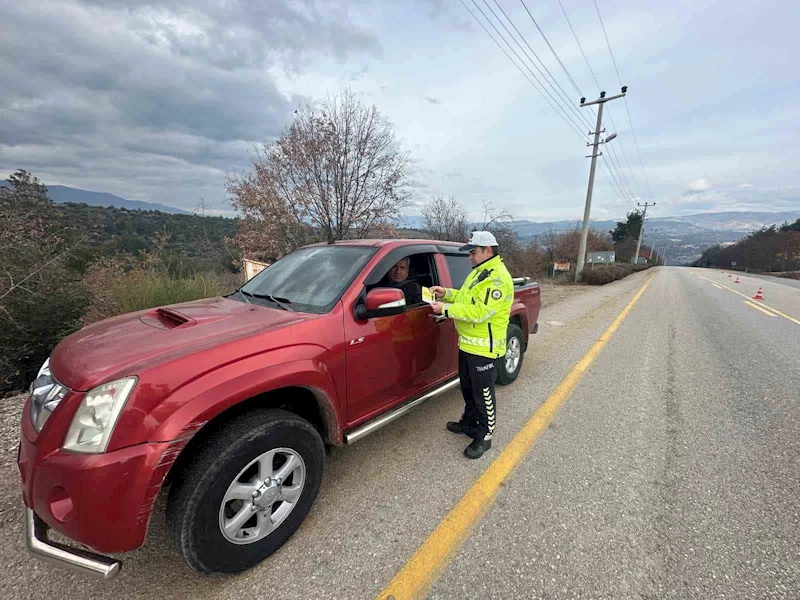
[558, 0, 643, 202]
[519, 0, 639, 202]
[492, 0, 640, 208]
[602, 163, 635, 208]
[593, 0, 623, 85]
[557, 0, 600, 91]
[487, 0, 595, 132]
[604, 142, 637, 201]
[461, 0, 585, 138]
[599, 160, 635, 209]
[459, 0, 588, 141]
[518, 0, 583, 97]
[473, 0, 590, 132]
[459, 0, 638, 210]
[593, 0, 655, 204]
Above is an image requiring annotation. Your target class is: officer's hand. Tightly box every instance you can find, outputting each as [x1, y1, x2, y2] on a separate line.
[430, 286, 446, 299]
[431, 302, 445, 315]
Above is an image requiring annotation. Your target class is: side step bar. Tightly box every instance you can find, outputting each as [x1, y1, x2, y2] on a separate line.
[345, 378, 460, 444]
[25, 508, 121, 580]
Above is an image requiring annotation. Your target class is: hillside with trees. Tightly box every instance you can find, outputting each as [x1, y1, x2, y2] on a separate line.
[0, 171, 240, 394]
[692, 219, 800, 272]
[52, 202, 238, 275]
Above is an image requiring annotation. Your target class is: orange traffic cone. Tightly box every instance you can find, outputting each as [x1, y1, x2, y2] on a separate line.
[753, 287, 764, 300]
[734, 276, 741, 284]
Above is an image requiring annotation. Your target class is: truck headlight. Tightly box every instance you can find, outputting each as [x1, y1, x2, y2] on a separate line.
[29, 359, 68, 433]
[62, 377, 137, 454]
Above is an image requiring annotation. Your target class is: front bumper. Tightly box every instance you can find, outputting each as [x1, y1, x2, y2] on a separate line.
[25, 507, 120, 580]
[18, 395, 190, 572]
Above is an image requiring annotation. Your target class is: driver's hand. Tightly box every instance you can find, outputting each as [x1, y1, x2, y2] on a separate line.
[430, 286, 446, 299]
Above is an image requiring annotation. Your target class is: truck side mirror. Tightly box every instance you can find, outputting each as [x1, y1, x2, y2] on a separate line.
[357, 288, 406, 320]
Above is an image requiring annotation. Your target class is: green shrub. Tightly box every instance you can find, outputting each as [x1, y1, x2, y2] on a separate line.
[580, 263, 650, 285]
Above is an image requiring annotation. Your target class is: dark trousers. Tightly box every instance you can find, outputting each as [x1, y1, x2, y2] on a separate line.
[458, 350, 497, 441]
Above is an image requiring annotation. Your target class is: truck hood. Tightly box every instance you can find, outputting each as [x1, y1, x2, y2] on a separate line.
[50, 297, 315, 391]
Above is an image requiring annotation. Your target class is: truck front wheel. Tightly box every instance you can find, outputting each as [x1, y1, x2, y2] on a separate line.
[166, 409, 325, 574]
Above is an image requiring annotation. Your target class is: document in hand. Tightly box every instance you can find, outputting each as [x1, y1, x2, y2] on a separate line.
[421, 286, 435, 304]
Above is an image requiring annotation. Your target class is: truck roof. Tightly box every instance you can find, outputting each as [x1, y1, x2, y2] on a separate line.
[306, 239, 464, 249]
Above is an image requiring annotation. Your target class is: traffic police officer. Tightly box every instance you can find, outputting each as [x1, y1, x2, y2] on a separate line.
[431, 231, 514, 459]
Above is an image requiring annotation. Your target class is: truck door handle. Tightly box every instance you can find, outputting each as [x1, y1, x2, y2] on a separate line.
[429, 315, 447, 324]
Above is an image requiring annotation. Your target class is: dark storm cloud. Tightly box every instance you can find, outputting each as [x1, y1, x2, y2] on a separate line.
[0, 0, 382, 210]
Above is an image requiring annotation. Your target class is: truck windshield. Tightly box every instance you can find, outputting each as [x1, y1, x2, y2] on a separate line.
[238, 246, 376, 313]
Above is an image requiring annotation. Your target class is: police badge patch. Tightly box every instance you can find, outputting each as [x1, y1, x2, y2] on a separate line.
[491, 289, 502, 300]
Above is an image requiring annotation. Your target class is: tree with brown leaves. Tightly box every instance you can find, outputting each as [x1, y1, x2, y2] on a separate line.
[228, 89, 409, 261]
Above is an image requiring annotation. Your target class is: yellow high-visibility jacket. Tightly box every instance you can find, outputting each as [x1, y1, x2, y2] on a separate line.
[440, 255, 514, 359]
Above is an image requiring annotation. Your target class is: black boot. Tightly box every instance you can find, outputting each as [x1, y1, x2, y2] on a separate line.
[464, 437, 492, 459]
[446, 420, 477, 437]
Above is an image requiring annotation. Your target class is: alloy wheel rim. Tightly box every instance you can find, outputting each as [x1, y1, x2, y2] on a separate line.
[218, 447, 306, 545]
[505, 337, 521, 373]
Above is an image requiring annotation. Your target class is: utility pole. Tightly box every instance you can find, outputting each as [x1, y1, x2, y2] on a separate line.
[575, 87, 627, 282]
[633, 201, 655, 265]
[650, 228, 662, 265]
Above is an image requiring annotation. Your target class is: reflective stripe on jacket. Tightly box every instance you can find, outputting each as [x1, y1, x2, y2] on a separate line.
[441, 255, 514, 359]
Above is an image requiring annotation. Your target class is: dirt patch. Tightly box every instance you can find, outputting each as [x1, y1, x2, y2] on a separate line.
[537, 281, 592, 309]
[0, 395, 25, 530]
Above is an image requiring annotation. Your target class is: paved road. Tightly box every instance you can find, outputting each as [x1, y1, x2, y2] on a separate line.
[1, 267, 797, 599]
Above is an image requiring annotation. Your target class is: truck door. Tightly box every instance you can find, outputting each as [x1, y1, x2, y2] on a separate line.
[403, 252, 455, 390]
[344, 250, 453, 425]
[440, 251, 473, 374]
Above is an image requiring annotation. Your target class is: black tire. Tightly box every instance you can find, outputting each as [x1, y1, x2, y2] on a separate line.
[166, 409, 325, 574]
[495, 323, 525, 385]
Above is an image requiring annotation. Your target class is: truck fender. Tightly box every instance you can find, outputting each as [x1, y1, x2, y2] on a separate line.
[510, 303, 530, 341]
[149, 357, 343, 446]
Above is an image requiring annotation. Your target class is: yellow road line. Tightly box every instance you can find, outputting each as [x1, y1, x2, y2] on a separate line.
[743, 300, 777, 317]
[698, 274, 800, 326]
[376, 275, 655, 600]
[712, 283, 724, 290]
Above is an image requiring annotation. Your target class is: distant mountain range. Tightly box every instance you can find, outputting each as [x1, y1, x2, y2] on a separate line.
[401, 212, 797, 236]
[3, 181, 795, 265]
[401, 211, 799, 265]
[1, 181, 190, 214]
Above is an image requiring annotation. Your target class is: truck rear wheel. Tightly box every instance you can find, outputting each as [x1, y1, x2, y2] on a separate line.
[166, 409, 325, 574]
[496, 323, 524, 385]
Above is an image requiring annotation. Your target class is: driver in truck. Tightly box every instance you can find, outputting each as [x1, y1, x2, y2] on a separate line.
[382, 256, 423, 305]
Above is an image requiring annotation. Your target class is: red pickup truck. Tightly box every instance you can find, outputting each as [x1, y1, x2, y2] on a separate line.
[18, 239, 540, 579]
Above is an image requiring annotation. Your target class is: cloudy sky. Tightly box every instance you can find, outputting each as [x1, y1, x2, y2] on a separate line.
[1, 0, 798, 221]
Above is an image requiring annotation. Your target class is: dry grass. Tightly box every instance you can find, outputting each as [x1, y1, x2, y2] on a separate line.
[776, 272, 800, 280]
[579, 263, 651, 285]
[536, 280, 592, 309]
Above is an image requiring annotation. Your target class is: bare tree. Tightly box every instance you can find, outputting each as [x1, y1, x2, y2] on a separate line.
[479, 199, 513, 231]
[228, 88, 409, 261]
[421, 195, 471, 242]
[540, 229, 561, 265]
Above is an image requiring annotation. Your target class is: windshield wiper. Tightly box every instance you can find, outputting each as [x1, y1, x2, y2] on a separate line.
[240, 291, 294, 311]
[232, 289, 251, 304]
